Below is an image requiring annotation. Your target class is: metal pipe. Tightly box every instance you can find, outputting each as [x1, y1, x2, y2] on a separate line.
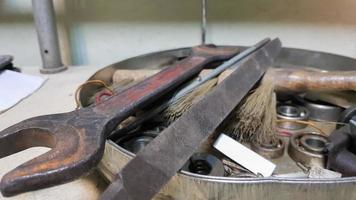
[32, 0, 67, 74]
[201, 0, 207, 44]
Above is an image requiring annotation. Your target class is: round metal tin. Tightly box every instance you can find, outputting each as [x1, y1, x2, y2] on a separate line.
[82, 46, 356, 200]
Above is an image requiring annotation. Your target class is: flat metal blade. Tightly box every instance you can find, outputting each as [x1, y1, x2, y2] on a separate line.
[100, 38, 282, 200]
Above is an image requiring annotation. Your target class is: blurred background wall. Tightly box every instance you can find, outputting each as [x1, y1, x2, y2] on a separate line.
[0, 0, 356, 67]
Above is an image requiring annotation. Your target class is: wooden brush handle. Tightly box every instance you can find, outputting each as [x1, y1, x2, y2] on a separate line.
[271, 68, 356, 92]
[112, 68, 356, 92]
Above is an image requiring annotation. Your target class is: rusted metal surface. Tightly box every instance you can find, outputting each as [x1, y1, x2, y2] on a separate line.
[100, 38, 282, 200]
[0, 46, 238, 197]
[92, 46, 356, 200]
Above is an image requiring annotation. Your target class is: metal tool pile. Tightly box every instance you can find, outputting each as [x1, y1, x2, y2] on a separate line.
[1, 37, 356, 200]
[102, 48, 356, 180]
[108, 66, 356, 180]
[91, 42, 356, 200]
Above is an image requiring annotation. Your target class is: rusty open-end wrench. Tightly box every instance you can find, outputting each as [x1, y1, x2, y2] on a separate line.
[0, 46, 238, 197]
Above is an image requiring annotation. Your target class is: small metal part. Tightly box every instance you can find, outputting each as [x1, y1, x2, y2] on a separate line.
[127, 136, 154, 154]
[308, 166, 342, 179]
[277, 103, 309, 130]
[119, 127, 163, 154]
[32, 0, 67, 74]
[251, 138, 285, 159]
[222, 158, 258, 177]
[350, 116, 356, 136]
[300, 134, 328, 153]
[182, 153, 225, 176]
[293, 96, 343, 122]
[304, 91, 356, 110]
[338, 107, 356, 124]
[214, 134, 276, 177]
[288, 132, 329, 168]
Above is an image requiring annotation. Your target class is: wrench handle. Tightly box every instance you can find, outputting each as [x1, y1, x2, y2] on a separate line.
[93, 46, 238, 134]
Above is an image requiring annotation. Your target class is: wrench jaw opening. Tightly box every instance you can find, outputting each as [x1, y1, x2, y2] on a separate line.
[0, 114, 106, 197]
[0, 116, 58, 159]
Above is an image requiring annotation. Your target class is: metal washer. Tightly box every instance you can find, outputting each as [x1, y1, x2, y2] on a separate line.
[277, 103, 310, 130]
[293, 96, 343, 122]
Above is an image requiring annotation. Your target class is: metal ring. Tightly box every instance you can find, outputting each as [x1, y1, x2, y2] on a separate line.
[251, 138, 285, 159]
[277, 103, 310, 130]
[288, 132, 329, 168]
[278, 105, 300, 117]
[182, 153, 225, 177]
[299, 134, 328, 153]
[293, 96, 343, 122]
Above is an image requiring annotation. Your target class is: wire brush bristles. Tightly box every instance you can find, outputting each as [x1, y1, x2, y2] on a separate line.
[163, 70, 279, 145]
[163, 78, 218, 122]
[168, 69, 279, 145]
[223, 70, 278, 145]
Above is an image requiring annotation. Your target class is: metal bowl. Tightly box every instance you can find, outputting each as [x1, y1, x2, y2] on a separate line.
[81, 46, 356, 200]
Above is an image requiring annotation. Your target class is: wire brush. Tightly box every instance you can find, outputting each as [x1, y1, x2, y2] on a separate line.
[223, 68, 356, 145]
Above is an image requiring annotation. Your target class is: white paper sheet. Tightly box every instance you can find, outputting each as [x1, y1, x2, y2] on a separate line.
[0, 70, 46, 113]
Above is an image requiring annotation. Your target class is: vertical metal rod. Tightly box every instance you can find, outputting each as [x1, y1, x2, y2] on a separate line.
[201, 0, 207, 45]
[32, 0, 67, 74]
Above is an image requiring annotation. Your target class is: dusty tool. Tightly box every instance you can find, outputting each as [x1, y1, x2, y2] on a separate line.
[0, 46, 238, 197]
[109, 38, 270, 141]
[163, 77, 218, 122]
[99, 38, 281, 200]
[226, 68, 356, 145]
